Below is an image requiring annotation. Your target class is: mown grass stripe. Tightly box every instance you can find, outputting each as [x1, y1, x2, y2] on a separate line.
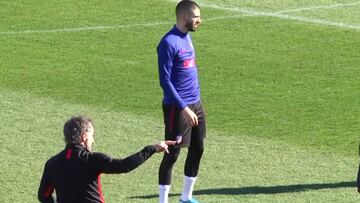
[197, 1, 360, 30]
[1, 1, 360, 36]
[0, 89, 358, 202]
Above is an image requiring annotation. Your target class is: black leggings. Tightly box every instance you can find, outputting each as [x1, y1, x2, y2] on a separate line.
[159, 138, 204, 185]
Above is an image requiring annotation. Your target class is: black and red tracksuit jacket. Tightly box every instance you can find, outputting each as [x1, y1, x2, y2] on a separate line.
[357, 164, 360, 189]
[38, 144, 156, 203]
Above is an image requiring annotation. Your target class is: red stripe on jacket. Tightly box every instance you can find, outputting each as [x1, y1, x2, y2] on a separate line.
[98, 174, 105, 203]
[43, 184, 54, 198]
[66, 149, 72, 159]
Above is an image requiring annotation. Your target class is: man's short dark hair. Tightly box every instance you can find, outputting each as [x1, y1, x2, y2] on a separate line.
[176, 0, 200, 18]
[63, 116, 92, 145]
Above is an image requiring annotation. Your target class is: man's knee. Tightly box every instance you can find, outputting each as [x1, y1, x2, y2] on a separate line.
[189, 138, 204, 152]
[188, 146, 203, 159]
[162, 148, 181, 165]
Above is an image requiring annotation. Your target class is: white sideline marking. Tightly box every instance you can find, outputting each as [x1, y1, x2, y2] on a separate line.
[0, 21, 171, 35]
[0, 1, 359, 35]
[198, 1, 360, 30]
[276, 1, 360, 14]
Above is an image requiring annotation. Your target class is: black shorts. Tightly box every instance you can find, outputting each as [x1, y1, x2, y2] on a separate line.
[162, 101, 206, 148]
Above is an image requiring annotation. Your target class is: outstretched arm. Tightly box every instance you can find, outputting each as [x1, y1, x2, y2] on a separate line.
[97, 141, 176, 174]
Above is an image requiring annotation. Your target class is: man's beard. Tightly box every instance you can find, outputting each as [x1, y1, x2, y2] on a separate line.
[185, 21, 197, 32]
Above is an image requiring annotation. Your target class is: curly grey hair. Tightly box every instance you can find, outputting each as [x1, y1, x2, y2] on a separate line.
[63, 116, 92, 145]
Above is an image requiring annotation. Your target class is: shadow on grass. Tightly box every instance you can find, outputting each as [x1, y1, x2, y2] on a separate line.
[128, 181, 356, 199]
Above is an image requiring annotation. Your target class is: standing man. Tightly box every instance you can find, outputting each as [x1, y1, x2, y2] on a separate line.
[157, 1, 205, 203]
[38, 116, 175, 203]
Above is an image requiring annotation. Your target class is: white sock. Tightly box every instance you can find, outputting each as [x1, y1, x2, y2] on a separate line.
[180, 176, 197, 201]
[159, 185, 171, 203]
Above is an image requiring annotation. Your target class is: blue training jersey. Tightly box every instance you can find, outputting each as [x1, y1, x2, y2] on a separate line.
[157, 25, 201, 110]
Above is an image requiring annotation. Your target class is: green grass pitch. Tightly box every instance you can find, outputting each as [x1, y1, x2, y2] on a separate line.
[0, 0, 360, 202]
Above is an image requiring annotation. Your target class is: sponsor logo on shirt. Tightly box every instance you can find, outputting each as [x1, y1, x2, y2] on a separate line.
[183, 59, 196, 68]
